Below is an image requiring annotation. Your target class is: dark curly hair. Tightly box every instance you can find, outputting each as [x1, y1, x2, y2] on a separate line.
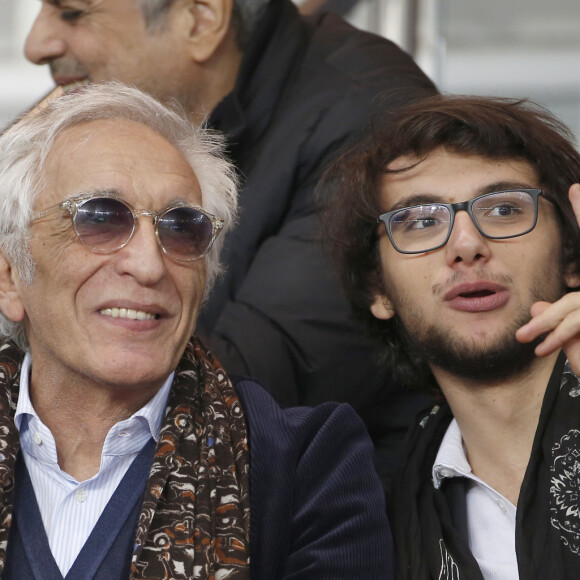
[319, 94, 580, 391]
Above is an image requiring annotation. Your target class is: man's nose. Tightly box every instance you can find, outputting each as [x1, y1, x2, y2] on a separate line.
[444, 210, 490, 266]
[114, 219, 167, 286]
[24, 7, 66, 65]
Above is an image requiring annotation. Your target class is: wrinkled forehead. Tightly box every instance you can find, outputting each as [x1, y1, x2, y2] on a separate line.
[40, 118, 202, 209]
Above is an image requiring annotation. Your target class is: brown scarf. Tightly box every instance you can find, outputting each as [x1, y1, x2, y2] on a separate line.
[0, 338, 250, 579]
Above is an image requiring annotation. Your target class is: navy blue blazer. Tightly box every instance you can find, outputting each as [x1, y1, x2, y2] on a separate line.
[2, 372, 393, 579]
[234, 377, 395, 579]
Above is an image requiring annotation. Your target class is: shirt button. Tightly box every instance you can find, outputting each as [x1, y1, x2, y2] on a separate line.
[497, 499, 507, 512]
[33, 432, 42, 445]
[76, 489, 88, 503]
[440, 468, 454, 478]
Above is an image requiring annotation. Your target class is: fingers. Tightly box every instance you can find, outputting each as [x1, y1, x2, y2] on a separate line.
[516, 301, 556, 345]
[516, 294, 580, 356]
[569, 183, 580, 225]
[514, 185, 580, 362]
[24, 86, 65, 119]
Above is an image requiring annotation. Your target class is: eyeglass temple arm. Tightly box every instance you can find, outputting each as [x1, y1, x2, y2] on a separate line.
[213, 217, 225, 231]
[30, 201, 72, 224]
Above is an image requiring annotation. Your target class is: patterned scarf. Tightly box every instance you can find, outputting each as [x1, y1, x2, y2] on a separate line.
[390, 352, 580, 579]
[0, 338, 250, 579]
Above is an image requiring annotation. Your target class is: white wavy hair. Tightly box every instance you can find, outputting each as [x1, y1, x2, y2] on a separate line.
[0, 81, 238, 349]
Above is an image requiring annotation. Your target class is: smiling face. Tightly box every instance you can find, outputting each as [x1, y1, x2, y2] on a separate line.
[370, 147, 575, 381]
[1, 119, 206, 397]
[24, 0, 200, 113]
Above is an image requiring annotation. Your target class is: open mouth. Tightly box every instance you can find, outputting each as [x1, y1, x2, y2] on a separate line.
[445, 283, 509, 312]
[459, 289, 495, 298]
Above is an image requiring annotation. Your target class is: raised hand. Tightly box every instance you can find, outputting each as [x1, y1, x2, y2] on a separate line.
[516, 184, 580, 374]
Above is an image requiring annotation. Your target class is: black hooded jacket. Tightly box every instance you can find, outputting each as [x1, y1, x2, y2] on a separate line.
[199, 0, 437, 485]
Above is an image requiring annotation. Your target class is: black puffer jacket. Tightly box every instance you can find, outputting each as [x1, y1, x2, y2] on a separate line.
[199, 0, 437, 486]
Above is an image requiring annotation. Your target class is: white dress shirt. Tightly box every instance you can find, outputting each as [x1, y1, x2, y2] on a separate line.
[432, 419, 519, 580]
[15, 354, 173, 576]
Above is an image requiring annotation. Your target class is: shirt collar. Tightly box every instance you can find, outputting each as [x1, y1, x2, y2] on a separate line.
[14, 353, 34, 432]
[15, 352, 173, 443]
[432, 418, 473, 489]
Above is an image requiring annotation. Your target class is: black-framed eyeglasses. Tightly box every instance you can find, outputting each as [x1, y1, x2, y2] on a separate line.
[377, 188, 543, 254]
[30, 193, 224, 262]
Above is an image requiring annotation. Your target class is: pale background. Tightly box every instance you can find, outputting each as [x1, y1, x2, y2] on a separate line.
[1, 0, 579, 140]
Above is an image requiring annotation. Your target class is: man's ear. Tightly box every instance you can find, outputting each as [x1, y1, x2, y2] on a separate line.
[565, 262, 580, 290]
[370, 294, 395, 321]
[0, 254, 25, 323]
[175, 0, 236, 63]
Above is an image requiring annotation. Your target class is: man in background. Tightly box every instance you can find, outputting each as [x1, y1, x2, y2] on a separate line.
[324, 94, 580, 578]
[23, 0, 437, 483]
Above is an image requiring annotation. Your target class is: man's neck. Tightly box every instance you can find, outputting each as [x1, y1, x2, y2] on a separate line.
[432, 351, 560, 505]
[189, 36, 243, 125]
[28, 372, 162, 482]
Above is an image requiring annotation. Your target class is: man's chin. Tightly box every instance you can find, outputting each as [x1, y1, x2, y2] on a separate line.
[416, 330, 542, 383]
[395, 306, 544, 383]
[60, 79, 91, 92]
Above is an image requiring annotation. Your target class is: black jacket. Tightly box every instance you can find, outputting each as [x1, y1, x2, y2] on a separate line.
[389, 354, 580, 579]
[200, 0, 437, 485]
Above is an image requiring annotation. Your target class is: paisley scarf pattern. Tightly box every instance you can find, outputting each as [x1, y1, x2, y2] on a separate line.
[0, 338, 250, 579]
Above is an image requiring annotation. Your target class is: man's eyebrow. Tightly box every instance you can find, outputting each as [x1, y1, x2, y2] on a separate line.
[65, 188, 120, 201]
[46, 0, 91, 6]
[388, 194, 446, 212]
[474, 181, 537, 196]
[387, 181, 538, 212]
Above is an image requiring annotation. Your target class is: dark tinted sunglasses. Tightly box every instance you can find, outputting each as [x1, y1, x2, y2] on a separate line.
[30, 194, 224, 262]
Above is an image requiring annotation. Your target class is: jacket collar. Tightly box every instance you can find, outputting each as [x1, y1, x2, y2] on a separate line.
[210, 0, 308, 152]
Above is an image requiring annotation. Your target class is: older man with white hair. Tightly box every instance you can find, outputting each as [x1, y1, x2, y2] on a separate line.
[23, 0, 437, 489]
[0, 83, 393, 580]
